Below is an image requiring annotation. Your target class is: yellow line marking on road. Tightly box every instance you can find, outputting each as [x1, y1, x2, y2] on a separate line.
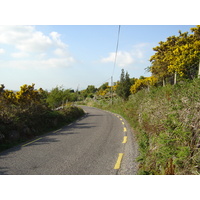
[120, 118, 123, 121]
[114, 153, 124, 169]
[122, 122, 124, 125]
[54, 128, 62, 133]
[22, 138, 42, 147]
[122, 136, 128, 144]
[124, 127, 127, 132]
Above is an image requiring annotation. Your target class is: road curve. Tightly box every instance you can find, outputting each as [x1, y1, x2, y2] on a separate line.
[0, 106, 138, 175]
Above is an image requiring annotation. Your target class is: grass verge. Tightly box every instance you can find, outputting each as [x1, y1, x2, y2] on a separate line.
[87, 79, 200, 175]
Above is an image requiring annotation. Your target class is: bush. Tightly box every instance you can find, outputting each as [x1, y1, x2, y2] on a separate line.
[0, 106, 84, 152]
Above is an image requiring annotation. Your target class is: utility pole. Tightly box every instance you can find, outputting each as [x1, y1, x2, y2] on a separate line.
[111, 76, 113, 105]
[174, 71, 177, 85]
[76, 84, 79, 102]
[198, 60, 200, 78]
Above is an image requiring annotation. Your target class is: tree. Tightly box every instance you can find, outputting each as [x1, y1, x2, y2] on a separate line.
[149, 38, 178, 85]
[86, 85, 97, 94]
[46, 86, 66, 109]
[149, 26, 200, 85]
[84, 85, 97, 98]
[99, 82, 109, 90]
[116, 69, 132, 101]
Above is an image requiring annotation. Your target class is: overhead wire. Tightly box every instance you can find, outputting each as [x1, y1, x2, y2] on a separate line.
[95, 25, 121, 89]
[112, 25, 121, 78]
[110, 25, 121, 104]
[95, 77, 111, 88]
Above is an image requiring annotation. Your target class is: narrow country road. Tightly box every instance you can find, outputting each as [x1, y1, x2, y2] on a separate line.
[0, 106, 138, 175]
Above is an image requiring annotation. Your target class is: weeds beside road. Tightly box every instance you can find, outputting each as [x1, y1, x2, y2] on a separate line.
[86, 79, 200, 175]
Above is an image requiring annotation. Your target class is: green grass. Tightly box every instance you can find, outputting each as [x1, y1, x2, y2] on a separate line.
[89, 78, 200, 175]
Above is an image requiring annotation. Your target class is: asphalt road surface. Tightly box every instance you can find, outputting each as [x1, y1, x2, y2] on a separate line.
[0, 106, 138, 175]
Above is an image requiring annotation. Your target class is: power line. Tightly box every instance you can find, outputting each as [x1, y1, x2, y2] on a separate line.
[84, 26, 121, 91]
[95, 77, 111, 88]
[111, 25, 121, 104]
[94, 26, 121, 90]
[112, 25, 121, 77]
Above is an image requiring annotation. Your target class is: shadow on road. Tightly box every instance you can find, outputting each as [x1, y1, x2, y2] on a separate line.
[0, 167, 9, 175]
[87, 114, 103, 117]
[0, 119, 96, 157]
[70, 122, 96, 129]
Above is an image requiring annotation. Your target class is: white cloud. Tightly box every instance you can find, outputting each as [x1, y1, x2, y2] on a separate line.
[37, 53, 47, 59]
[16, 32, 52, 52]
[101, 43, 150, 68]
[11, 51, 29, 58]
[0, 26, 52, 53]
[1, 57, 75, 70]
[132, 49, 143, 59]
[54, 48, 69, 57]
[50, 31, 67, 49]
[131, 43, 149, 59]
[50, 32, 60, 40]
[0, 48, 5, 54]
[0, 25, 76, 69]
[101, 51, 134, 67]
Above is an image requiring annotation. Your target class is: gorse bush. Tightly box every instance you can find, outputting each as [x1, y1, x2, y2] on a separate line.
[130, 76, 158, 94]
[149, 26, 200, 85]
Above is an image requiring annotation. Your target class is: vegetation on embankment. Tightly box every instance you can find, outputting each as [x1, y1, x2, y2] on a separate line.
[78, 26, 200, 175]
[87, 78, 200, 175]
[0, 84, 84, 152]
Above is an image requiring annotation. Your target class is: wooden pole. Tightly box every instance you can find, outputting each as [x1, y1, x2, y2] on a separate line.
[111, 76, 113, 105]
[174, 71, 177, 85]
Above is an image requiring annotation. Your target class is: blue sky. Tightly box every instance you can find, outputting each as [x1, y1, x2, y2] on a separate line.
[0, 25, 195, 91]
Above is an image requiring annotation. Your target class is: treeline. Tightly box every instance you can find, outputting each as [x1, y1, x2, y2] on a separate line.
[0, 84, 84, 151]
[46, 86, 78, 109]
[46, 85, 103, 107]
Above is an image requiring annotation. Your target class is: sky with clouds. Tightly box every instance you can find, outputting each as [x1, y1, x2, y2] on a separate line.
[0, 25, 195, 91]
[0, 0, 198, 195]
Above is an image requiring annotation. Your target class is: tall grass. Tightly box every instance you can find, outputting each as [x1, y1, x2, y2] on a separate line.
[90, 79, 200, 175]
